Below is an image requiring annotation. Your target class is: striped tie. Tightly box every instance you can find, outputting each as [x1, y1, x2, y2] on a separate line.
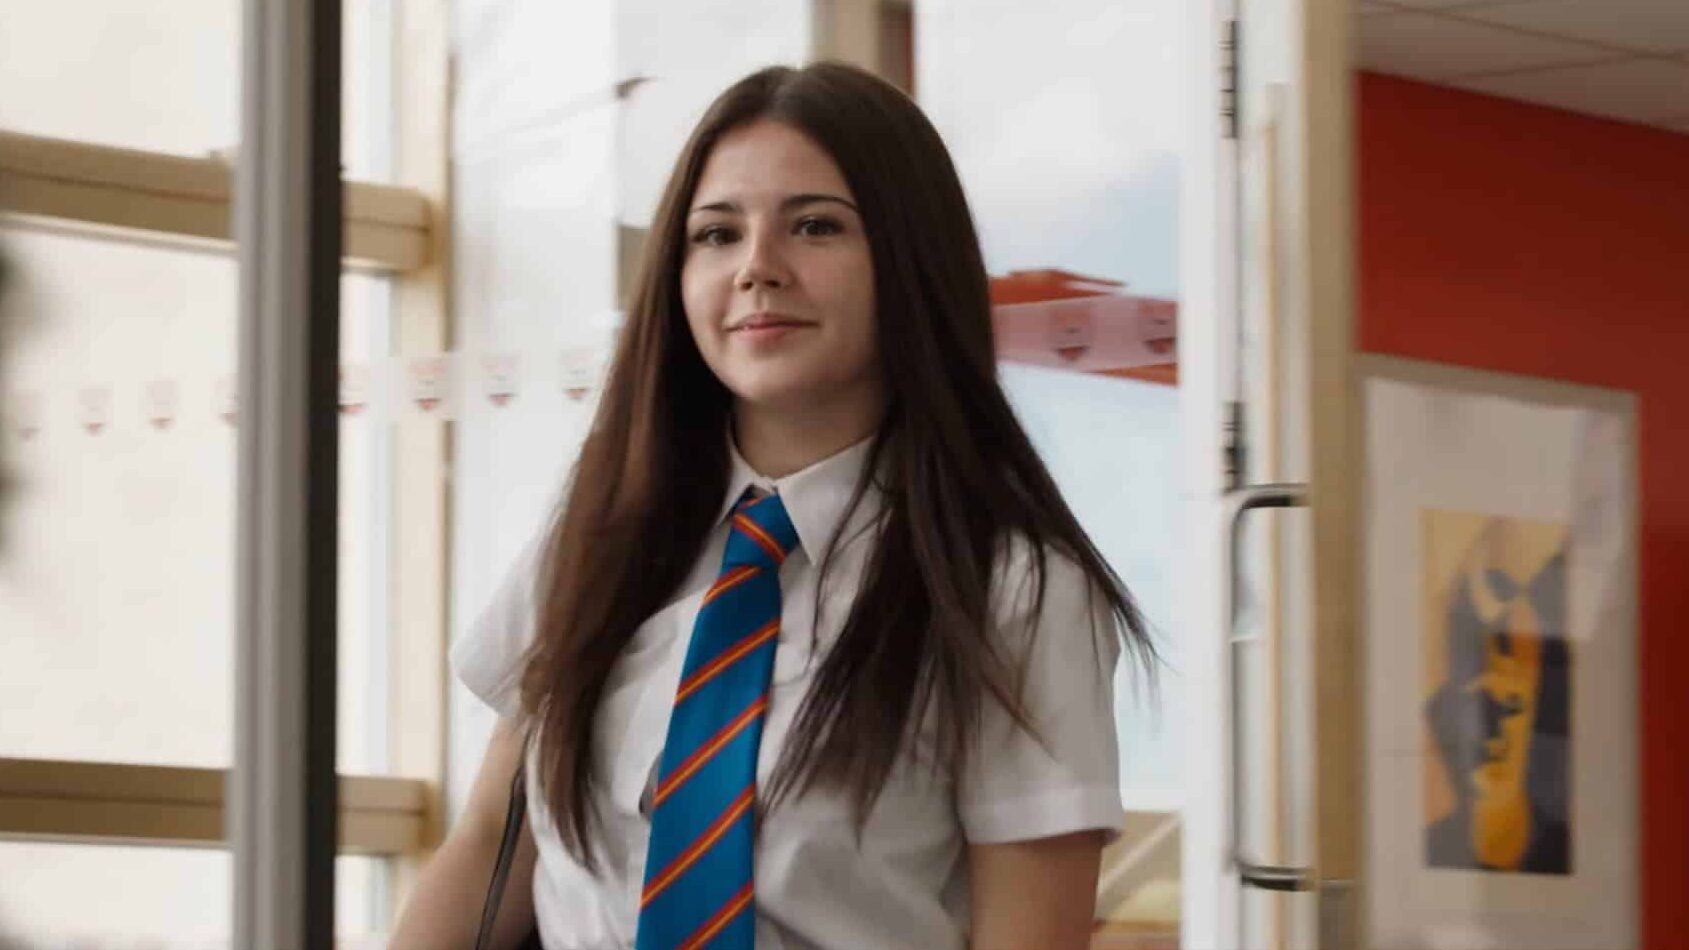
[635, 489, 798, 950]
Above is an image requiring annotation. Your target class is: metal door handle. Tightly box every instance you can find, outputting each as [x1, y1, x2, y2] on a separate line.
[1223, 483, 1315, 892]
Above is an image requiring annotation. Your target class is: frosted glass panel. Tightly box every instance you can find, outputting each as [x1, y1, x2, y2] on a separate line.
[0, 844, 386, 949]
[0, 231, 383, 774]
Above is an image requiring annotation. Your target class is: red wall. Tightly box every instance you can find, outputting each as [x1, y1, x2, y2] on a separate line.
[1359, 72, 1689, 947]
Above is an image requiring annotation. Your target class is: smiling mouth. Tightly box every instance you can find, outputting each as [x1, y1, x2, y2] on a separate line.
[728, 313, 812, 333]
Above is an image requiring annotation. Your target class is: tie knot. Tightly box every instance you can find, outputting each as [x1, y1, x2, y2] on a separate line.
[725, 489, 799, 569]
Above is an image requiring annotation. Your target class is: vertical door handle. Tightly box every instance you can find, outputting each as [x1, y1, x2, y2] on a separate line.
[1223, 483, 1316, 892]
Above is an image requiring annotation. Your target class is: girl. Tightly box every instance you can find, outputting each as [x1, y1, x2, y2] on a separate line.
[391, 61, 1152, 950]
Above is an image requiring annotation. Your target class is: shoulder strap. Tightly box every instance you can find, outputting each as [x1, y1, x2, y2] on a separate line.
[474, 748, 529, 950]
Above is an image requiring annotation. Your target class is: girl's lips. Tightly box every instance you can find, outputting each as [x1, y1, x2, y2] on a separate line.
[728, 311, 810, 331]
[728, 313, 814, 343]
[731, 322, 809, 344]
[730, 319, 804, 330]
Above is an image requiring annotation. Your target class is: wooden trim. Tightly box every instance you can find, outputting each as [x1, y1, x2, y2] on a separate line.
[1094, 918, 1181, 937]
[0, 758, 428, 855]
[1096, 810, 1182, 922]
[386, 0, 454, 919]
[812, 0, 884, 75]
[1259, 89, 1288, 950]
[1305, 0, 1362, 907]
[0, 130, 433, 272]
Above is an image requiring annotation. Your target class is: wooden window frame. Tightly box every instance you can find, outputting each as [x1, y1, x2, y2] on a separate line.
[0, 130, 431, 273]
[0, 758, 426, 856]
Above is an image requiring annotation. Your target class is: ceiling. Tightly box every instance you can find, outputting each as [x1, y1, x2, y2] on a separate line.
[1356, 0, 1689, 133]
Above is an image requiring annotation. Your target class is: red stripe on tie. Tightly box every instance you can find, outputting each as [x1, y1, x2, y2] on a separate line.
[701, 564, 758, 607]
[653, 696, 766, 808]
[733, 513, 786, 565]
[676, 881, 756, 950]
[641, 786, 755, 908]
[673, 619, 779, 705]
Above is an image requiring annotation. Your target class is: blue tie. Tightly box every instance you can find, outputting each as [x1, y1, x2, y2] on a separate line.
[635, 489, 798, 950]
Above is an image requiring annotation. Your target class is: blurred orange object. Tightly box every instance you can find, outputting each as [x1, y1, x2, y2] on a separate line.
[989, 269, 1177, 385]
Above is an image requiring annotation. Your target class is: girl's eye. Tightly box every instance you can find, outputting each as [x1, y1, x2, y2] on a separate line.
[690, 225, 737, 246]
[795, 216, 842, 237]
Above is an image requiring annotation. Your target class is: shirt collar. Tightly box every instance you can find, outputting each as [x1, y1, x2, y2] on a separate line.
[715, 433, 884, 564]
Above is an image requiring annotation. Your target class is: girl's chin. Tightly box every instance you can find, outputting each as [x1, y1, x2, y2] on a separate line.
[726, 381, 822, 409]
[719, 365, 822, 402]
[716, 363, 881, 415]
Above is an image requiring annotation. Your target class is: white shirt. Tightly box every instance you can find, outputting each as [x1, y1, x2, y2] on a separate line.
[452, 436, 1125, 950]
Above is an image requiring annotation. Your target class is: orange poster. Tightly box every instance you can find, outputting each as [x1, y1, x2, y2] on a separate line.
[1421, 510, 1572, 875]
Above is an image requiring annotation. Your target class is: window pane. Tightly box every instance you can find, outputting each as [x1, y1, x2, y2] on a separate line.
[0, 230, 385, 773]
[0, 843, 388, 948]
[0, 0, 386, 181]
[0, 231, 237, 768]
[338, 271, 390, 775]
[915, 0, 1187, 807]
[0, 1, 239, 156]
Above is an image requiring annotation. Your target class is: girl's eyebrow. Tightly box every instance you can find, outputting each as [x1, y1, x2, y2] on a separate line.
[690, 193, 860, 215]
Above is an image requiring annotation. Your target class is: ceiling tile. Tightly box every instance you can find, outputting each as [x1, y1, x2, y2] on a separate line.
[1359, 12, 1616, 81]
[1456, 0, 1689, 55]
[1455, 58, 1689, 124]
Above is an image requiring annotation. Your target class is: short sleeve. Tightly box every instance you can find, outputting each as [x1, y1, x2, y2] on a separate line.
[956, 542, 1126, 844]
[450, 531, 547, 719]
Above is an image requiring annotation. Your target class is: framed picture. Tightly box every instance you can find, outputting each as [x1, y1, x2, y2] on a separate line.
[1360, 355, 1637, 950]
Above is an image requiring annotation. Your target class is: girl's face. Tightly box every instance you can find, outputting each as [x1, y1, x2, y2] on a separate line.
[681, 119, 881, 418]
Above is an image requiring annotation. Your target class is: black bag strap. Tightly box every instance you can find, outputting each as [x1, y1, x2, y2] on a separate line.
[474, 743, 530, 950]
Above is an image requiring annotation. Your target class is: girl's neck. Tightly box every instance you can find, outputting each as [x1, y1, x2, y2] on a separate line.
[732, 391, 884, 479]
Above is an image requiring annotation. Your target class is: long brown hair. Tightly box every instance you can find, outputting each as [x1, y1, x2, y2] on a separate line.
[521, 62, 1153, 866]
